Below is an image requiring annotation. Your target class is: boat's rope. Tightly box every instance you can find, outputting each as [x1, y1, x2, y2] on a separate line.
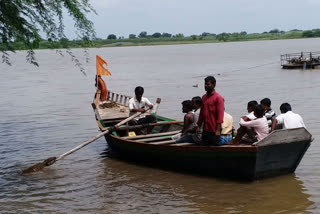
[193, 61, 279, 78]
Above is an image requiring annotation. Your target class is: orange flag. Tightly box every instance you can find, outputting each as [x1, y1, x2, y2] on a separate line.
[96, 55, 111, 76]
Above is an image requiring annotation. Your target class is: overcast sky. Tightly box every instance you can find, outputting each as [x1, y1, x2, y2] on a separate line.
[65, 0, 320, 38]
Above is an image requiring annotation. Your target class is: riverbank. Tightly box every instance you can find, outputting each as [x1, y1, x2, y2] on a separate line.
[7, 29, 320, 50]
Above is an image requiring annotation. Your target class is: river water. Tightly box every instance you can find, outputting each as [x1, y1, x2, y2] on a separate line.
[1, 38, 320, 213]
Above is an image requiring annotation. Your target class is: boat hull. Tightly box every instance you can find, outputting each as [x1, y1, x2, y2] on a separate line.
[104, 134, 311, 180]
[255, 140, 310, 179]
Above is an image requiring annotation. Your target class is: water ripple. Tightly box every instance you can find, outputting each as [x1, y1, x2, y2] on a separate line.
[1, 41, 320, 213]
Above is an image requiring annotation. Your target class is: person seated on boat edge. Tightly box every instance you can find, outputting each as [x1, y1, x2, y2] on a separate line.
[220, 111, 234, 145]
[190, 96, 202, 144]
[192, 96, 202, 123]
[228, 100, 258, 145]
[260, 98, 276, 132]
[95, 75, 108, 107]
[244, 100, 258, 121]
[174, 100, 196, 143]
[196, 76, 224, 146]
[128, 86, 156, 134]
[271, 103, 306, 131]
[229, 104, 268, 145]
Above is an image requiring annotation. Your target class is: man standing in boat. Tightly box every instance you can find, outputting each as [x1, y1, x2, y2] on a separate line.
[129, 86, 156, 134]
[196, 76, 224, 145]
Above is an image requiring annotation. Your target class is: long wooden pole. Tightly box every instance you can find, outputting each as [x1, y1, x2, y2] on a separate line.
[23, 110, 146, 173]
[56, 112, 141, 161]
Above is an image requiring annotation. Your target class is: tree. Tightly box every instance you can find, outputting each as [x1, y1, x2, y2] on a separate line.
[190, 35, 198, 40]
[152, 32, 161, 38]
[107, 34, 117, 40]
[269, 29, 280, 34]
[129, 34, 136, 39]
[162, 32, 172, 38]
[314, 29, 320, 37]
[302, 30, 314, 38]
[201, 32, 211, 37]
[216, 33, 229, 42]
[138, 31, 148, 38]
[175, 33, 184, 38]
[0, 0, 96, 66]
[59, 38, 69, 48]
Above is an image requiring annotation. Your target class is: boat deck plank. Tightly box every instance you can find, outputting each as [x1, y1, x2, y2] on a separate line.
[124, 130, 180, 140]
[149, 140, 176, 145]
[170, 143, 195, 146]
[98, 105, 129, 120]
[136, 136, 173, 142]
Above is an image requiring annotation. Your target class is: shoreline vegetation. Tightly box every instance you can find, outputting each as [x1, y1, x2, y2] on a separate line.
[6, 29, 320, 50]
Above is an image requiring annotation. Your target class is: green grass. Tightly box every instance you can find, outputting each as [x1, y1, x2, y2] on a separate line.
[1, 30, 318, 50]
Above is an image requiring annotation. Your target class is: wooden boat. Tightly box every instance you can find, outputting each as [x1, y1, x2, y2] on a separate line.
[92, 90, 313, 181]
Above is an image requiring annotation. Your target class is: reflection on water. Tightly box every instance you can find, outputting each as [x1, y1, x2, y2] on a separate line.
[1, 38, 320, 213]
[98, 156, 313, 213]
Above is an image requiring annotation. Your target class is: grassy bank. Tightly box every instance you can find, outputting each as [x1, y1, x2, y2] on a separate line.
[5, 29, 320, 50]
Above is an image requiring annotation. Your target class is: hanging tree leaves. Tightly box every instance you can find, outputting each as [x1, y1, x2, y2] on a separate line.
[0, 0, 96, 66]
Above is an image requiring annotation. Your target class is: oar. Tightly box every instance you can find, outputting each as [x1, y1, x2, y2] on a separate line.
[23, 110, 146, 173]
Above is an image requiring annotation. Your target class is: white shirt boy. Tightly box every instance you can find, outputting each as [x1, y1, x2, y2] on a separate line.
[128, 97, 153, 119]
[275, 111, 305, 129]
[240, 116, 269, 141]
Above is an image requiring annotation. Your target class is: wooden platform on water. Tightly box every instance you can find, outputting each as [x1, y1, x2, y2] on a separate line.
[281, 51, 320, 69]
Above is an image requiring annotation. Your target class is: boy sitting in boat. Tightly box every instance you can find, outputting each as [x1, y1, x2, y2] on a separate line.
[260, 98, 276, 132]
[220, 111, 234, 145]
[229, 104, 268, 144]
[190, 96, 202, 144]
[191, 96, 202, 126]
[128, 86, 156, 134]
[228, 100, 257, 144]
[174, 100, 196, 143]
[271, 103, 306, 131]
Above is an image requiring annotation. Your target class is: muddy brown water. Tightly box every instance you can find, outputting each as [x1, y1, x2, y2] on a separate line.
[1, 38, 320, 213]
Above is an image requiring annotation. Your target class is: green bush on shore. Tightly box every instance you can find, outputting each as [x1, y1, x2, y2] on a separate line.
[1, 29, 318, 50]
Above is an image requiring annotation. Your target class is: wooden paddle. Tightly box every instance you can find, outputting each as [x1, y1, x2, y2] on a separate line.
[23, 110, 146, 173]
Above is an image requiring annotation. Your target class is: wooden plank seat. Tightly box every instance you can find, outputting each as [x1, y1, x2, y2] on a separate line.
[103, 118, 128, 125]
[135, 135, 174, 142]
[170, 143, 195, 146]
[149, 140, 176, 145]
[114, 121, 183, 131]
[99, 121, 183, 131]
[123, 130, 181, 140]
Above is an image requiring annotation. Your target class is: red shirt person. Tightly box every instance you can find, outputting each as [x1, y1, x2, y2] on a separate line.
[196, 76, 224, 145]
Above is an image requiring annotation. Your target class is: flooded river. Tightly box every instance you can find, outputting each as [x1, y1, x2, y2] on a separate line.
[1, 38, 320, 213]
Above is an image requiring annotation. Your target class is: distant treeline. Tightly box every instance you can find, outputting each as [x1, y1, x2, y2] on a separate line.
[4, 28, 320, 50]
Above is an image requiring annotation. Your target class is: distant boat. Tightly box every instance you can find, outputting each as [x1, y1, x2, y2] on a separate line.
[192, 84, 198, 87]
[281, 51, 320, 69]
[92, 88, 313, 181]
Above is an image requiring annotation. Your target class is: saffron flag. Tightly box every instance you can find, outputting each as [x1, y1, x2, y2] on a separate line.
[96, 55, 111, 76]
